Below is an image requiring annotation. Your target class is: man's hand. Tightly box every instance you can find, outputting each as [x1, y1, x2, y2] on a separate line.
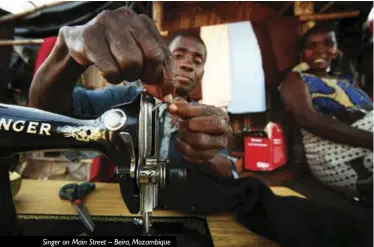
[168, 101, 234, 176]
[59, 7, 174, 102]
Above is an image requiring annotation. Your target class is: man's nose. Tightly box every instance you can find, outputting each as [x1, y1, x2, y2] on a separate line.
[180, 58, 193, 72]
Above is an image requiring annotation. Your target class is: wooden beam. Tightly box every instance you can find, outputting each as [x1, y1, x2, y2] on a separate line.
[299, 10, 360, 21]
[0, 39, 44, 46]
[0, 1, 70, 23]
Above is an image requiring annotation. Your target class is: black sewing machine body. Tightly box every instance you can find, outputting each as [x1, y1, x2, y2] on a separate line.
[0, 91, 215, 244]
[0, 91, 143, 213]
[0, 91, 185, 234]
[0, 96, 140, 163]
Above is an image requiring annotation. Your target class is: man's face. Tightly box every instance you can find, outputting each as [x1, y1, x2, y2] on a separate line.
[169, 36, 206, 97]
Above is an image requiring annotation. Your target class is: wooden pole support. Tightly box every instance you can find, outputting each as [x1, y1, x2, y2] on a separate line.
[299, 10, 360, 21]
[152, 1, 167, 36]
[152, 2, 163, 30]
[0, 1, 70, 23]
[0, 39, 44, 46]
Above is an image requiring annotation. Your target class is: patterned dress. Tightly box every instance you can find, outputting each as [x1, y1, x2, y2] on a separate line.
[299, 72, 373, 197]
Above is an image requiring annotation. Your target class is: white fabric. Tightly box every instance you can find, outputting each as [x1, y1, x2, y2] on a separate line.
[200, 21, 266, 113]
[227, 21, 266, 114]
[301, 111, 373, 196]
[200, 24, 232, 108]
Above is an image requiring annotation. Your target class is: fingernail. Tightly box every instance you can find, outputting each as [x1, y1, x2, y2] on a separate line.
[164, 94, 173, 103]
[169, 103, 178, 112]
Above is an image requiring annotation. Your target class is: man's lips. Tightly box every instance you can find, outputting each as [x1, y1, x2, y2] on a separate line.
[175, 75, 192, 84]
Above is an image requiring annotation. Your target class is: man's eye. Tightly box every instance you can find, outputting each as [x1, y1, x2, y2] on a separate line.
[194, 58, 203, 64]
[173, 53, 183, 58]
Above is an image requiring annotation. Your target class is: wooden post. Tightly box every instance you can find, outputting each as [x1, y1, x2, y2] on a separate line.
[0, 20, 14, 104]
[294, 1, 315, 34]
[294, 1, 314, 16]
[152, 2, 163, 32]
[152, 2, 168, 36]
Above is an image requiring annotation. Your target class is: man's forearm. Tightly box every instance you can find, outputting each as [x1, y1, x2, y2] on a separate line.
[29, 36, 86, 114]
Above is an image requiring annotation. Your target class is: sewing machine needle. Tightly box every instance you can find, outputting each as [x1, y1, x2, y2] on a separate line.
[143, 212, 151, 235]
[151, 102, 164, 112]
[151, 98, 178, 112]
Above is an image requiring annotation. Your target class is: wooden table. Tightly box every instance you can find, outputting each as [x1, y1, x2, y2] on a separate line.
[14, 179, 304, 247]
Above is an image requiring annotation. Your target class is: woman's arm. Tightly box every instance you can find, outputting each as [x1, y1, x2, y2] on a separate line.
[280, 72, 373, 151]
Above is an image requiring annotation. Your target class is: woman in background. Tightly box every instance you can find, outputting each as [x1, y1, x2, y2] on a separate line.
[280, 23, 373, 205]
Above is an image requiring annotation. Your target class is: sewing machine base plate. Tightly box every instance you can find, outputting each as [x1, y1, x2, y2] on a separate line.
[17, 214, 214, 246]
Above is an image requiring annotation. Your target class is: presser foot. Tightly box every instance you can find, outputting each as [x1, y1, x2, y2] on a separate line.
[133, 213, 153, 236]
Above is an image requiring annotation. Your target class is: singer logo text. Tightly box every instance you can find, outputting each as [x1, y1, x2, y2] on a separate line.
[0, 118, 52, 136]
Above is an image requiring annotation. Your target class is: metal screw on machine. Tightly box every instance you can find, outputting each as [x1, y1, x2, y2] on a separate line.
[133, 217, 144, 226]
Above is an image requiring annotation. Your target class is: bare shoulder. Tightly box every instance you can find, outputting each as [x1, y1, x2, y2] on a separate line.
[283, 71, 303, 84]
[280, 71, 305, 92]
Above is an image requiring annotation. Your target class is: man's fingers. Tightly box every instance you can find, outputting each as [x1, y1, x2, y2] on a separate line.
[138, 14, 175, 98]
[60, 26, 90, 66]
[64, 6, 175, 99]
[180, 116, 231, 134]
[178, 128, 228, 150]
[175, 138, 220, 161]
[96, 10, 143, 82]
[133, 15, 166, 85]
[112, 7, 167, 84]
[79, 22, 122, 83]
[166, 97, 187, 112]
[169, 103, 229, 120]
[182, 155, 203, 165]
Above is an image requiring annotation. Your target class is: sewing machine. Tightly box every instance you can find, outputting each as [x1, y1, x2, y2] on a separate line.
[0, 90, 187, 236]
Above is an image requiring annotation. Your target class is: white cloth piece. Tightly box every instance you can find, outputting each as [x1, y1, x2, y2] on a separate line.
[301, 111, 373, 196]
[200, 24, 232, 108]
[200, 22, 266, 113]
[227, 21, 266, 114]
